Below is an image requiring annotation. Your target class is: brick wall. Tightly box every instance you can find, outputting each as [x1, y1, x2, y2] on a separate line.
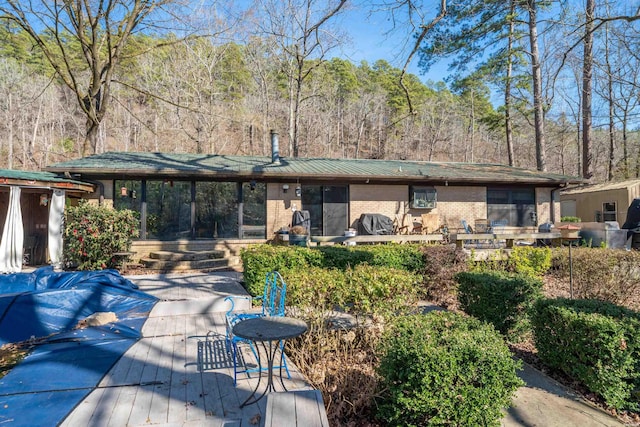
[536, 187, 553, 224]
[435, 186, 487, 230]
[266, 182, 300, 234]
[349, 184, 408, 227]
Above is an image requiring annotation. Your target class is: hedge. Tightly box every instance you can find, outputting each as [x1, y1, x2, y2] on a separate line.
[456, 271, 543, 340]
[376, 311, 523, 426]
[284, 264, 420, 315]
[240, 244, 424, 296]
[531, 298, 640, 410]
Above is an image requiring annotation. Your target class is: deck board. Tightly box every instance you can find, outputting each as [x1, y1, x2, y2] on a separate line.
[58, 272, 319, 426]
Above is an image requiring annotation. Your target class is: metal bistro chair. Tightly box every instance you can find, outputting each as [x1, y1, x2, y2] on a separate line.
[223, 271, 290, 385]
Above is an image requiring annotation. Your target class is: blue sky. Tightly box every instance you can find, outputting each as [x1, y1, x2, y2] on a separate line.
[335, 4, 451, 86]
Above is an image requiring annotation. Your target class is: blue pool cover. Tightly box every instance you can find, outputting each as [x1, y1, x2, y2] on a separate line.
[0, 267, 158, 426]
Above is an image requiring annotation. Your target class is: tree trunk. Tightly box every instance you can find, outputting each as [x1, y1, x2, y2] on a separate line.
[528, 0, 547, 172]
[505, 0, 516, 167]
[605, 26, 614, 181]
[582, 0, 595, 180]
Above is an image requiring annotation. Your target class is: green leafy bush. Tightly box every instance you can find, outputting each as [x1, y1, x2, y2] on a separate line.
[508, 246, 551, 277]
[550, 247, 640, 307]
[456, 271, 543, 340]
[531, 298, 640, 410]
[240, 244, 425, 296]
[240, 245, 324, 295]
[284, 264, 420, 315]
[376, 311, 523, 426]
[560, 216, 581, 222]
[63, 200, 139, 270]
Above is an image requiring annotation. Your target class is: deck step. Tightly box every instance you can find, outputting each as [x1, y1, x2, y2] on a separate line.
[148, 249, 226, 261]
[139, 257, 239, 272]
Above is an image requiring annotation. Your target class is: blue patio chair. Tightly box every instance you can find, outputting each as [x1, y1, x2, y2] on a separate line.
[224, 270, 290, 385]
[490, 219, 508, 233]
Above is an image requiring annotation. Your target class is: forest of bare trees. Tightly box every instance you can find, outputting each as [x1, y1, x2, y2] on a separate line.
[1, 0, 640, 183]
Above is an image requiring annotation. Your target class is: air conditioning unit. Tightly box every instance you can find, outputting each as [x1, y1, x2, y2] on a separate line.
[411, 187, 437, 209]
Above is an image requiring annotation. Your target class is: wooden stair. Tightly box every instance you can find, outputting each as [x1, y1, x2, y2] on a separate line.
[139, 249, 239, 272]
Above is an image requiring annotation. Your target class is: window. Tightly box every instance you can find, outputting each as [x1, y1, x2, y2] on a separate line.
[487, 187, 536, 227]
[602, 202, 617, 222]
[410, 186, 437, 209]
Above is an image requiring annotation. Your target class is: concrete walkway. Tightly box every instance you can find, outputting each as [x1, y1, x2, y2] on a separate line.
[503, 362, 624, 427]
[418, 302, 625, 426]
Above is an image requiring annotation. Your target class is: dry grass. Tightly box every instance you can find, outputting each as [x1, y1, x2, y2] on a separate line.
[285, 311, 385, 426]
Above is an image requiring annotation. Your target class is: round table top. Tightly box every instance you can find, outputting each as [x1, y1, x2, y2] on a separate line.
[232, 317, 308, 342]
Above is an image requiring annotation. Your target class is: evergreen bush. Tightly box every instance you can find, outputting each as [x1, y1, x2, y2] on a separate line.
[376, 311, 523, 426]
[531, 298, 640, 410]
[63, 200, 139, 270]
[284, 264, 420, 315]
[240, 243, 424, 296]
[456, 271, 543, 340]
[508, 246, 551, 277]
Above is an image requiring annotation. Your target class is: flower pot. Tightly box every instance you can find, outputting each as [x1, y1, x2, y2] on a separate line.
[289, 234, 308, 247]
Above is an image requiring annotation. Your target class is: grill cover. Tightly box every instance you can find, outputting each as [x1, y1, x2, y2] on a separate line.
[357, 213, 394, 235]
[622, 198, 640, 230]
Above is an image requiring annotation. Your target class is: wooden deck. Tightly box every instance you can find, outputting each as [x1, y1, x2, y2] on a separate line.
[60, 272, 312, 427]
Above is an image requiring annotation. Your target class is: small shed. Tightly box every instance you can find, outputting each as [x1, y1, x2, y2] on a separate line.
[560, 179, 640, 225]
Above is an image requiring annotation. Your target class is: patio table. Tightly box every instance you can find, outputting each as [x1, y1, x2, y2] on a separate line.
[232, 316, 307, 407]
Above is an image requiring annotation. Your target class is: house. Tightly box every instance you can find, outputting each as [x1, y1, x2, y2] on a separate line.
[560, 179, 640, 225]
[43, 138, 582, 260]
[0, 170, 94, 272]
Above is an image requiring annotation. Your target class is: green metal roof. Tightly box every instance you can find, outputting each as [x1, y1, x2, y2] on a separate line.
[0, 168, 94, 191]
[46, 152, 582, 185]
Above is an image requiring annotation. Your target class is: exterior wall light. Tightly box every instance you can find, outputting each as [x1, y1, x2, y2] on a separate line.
[282, 184, 289, 193]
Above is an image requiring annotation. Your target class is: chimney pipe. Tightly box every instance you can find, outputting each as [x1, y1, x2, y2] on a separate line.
[270, 129, 280, 164]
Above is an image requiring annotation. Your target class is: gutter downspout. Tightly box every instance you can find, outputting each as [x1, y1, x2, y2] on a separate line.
[80, 179, 104, 206]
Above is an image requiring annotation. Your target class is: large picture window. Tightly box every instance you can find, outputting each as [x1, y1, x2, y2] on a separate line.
[146, 180, 191, 240]
[114, 180, 265, 240]
[196, 182, 238, 238]
[487, 187, 536, 227]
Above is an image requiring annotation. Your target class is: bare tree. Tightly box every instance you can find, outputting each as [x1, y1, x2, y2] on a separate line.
[526, 0, 547, 171]
[0, 0, 184, 155]
[252, 0, 347, 157]
[582, 0, 595, 180]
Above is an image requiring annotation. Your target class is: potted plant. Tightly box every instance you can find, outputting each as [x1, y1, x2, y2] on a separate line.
[289, 225, 309, 247]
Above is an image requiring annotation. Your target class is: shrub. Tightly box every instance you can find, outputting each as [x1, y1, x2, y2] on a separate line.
[420, 245, 469, 308]
[560, 216, 581, 222]
[315, 244, 424, 271]
[240, 245, 324, 295]
[283, 264, 420, 315]
[376, 311, 523, 426]
[456, 271, 543, 340]
[508, 246, 552, 277]
[240, 244, 425, 296]
[63, 200, 139, 270]
[531, 298, 640, 410]
[550, 247, 640, 308]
